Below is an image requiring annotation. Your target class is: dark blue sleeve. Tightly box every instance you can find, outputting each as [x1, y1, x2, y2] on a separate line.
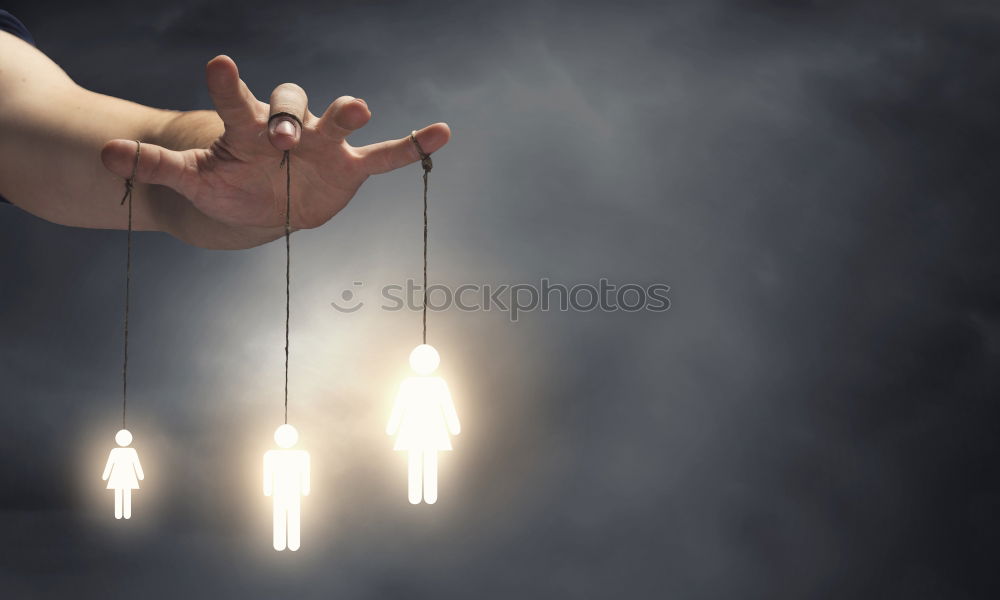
[0, 10, 35, 205]
[0, 10, 35, 46]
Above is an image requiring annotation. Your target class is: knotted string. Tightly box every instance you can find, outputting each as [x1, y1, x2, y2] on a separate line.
[409, 131, 433, 344]
[120, 140, 141, 429]
[270, 110, 299, 425]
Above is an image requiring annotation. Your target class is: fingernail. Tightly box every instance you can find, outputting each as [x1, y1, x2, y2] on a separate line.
[274, 119, 296, 137]
[355, 98, 367, 106]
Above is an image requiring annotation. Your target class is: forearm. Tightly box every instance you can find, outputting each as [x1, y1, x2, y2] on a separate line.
[0, 39, 170, 230]
[0, 32, 283, 249]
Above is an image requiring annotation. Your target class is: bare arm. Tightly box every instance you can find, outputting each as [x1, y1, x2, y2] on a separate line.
[0, 32, 257, 246]
[0, 31, 451, 250]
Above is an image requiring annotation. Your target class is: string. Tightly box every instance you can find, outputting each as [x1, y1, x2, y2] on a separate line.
[409, 132, 433, 344]
[280, 150, 291, 424]
[120, 140, 141, 429]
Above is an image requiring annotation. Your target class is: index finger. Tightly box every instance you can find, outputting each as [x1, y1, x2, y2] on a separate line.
[205, 55, 260, 130]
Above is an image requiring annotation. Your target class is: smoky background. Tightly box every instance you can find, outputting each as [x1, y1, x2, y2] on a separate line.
[0, 1, 999, 598]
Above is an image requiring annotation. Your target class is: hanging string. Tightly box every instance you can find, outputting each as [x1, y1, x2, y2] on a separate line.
[280, 149, 291, 424]
[409, 132, 433, 344]
[120, 140, 141, 429]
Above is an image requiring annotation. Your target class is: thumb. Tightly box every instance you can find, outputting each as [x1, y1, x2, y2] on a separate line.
[101, 139, 196, 197]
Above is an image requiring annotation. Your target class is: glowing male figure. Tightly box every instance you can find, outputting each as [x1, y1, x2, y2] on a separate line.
[101, 428, 144, 520]
[387, 344, 461, 504]
[264, 424, 310, 551]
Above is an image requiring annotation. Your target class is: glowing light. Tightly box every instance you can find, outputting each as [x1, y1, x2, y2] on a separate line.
[409, 344, 441, 375]
[101, 428, 144, 520]
[264, 424, 310, 551]
[387, 344, 461, 504]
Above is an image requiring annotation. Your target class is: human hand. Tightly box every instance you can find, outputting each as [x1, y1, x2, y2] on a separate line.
[100, 55, 450, 236]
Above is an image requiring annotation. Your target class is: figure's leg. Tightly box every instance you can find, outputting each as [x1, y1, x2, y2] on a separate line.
[423, 452, 438, 505]
[273, 500, 287, 551]
[114, 489, 123, 519]
[123, 489, 132, 519]
[287, 495, 301, 551]
[408, 452, 422, 505]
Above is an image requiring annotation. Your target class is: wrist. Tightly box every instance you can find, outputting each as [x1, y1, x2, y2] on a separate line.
[152, 109, 224, 151]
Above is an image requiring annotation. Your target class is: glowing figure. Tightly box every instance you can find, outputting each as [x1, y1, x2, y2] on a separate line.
[263, 424, 310, 551]
[101, 429, 144, 520]
[387, 344, 461, 504]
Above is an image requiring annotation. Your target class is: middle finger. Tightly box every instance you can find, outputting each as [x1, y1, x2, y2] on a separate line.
[268, 82, 309, 151]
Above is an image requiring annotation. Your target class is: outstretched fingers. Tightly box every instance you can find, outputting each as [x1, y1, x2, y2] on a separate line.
[100, 139, 198, 198]
[358, 123, 452, 176]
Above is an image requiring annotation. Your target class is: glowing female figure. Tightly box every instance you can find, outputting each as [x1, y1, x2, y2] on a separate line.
[387, 344, 461, 504]
[101, 429, 144, 520]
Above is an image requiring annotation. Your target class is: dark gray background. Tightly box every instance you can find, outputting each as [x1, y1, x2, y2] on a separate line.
[1, 0, 999, 597]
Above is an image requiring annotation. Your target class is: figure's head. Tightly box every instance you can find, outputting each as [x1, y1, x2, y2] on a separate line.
[409, 344, 440, 375]
[274, 424, 299, 448]
[115, 429, 133, 447]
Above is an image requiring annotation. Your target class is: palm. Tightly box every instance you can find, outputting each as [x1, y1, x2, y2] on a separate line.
[184, 122, 366, 230]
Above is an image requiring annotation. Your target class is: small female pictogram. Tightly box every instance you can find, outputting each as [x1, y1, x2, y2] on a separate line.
[101, 429, 144, 519]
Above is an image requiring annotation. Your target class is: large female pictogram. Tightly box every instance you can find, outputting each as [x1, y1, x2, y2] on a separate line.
[387, 344, 460, 504]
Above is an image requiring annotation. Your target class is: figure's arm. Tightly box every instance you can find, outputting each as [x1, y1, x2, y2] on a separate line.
[441, 381, 461, 435]
[301, 452, 310, 496]
[263, 451, 273, 497]
[386, 385, 406, 436]
[0, 31, 451, 250]
[131, 449, 144, 481]
[101, 452, 115, 480]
